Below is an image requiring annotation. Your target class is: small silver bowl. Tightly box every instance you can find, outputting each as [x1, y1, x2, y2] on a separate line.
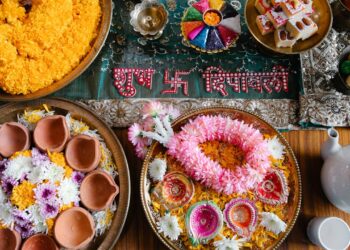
[130, 0, 169, 40]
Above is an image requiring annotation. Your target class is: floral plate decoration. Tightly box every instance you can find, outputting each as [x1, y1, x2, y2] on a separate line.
[0, 99, 130, 249]
[181, 0, 241, 53]
[131, 102, 301, 249]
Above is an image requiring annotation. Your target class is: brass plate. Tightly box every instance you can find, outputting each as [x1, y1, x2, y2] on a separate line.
[245, 0, 333, 54]
[0, 98, 131, 250]
[0, 0, 112, 101]
[141, 107, 302, 249]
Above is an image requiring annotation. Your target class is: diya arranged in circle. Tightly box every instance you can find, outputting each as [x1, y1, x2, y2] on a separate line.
[181, 0, 241, 53]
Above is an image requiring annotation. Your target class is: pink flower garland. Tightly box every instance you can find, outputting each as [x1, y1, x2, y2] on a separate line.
[166, 115, 271, 194]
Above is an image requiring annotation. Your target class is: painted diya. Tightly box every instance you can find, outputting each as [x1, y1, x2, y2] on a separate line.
[152, 171, 194, 210]
[185, 201, 223, 245]
[181, 0, 241, 53]
[256, 169, 289, 205]
[223, 198, 258, 237]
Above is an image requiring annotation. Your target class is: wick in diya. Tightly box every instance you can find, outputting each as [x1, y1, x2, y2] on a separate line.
[130, 0, 169, 40]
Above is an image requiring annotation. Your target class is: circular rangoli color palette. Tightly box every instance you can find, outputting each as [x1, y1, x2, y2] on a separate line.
[181, 0, 241, 53]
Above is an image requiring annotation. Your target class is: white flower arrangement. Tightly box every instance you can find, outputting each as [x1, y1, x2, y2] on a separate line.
[148, 158, 167, 182]
[266, 136, 286, 160]
[93, 202, 117, 236]
[214, 235, 245, 250]
[260, 212, 287, 235]
[57, 179, 80, 205]
[3, 156, 33, 181]
[156, 213, 182, 241]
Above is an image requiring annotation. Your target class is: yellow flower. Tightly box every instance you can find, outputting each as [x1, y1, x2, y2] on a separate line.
[11, 181, 36, 210]
[59, 202, 74, 212]
[49, 152, 73, 178]
[46, 219, 54, 236]
[104, 209, 114, 226]
[23, 110, 43, 124]
[10, 150, 32, 159]
[0, 223, 6, 229]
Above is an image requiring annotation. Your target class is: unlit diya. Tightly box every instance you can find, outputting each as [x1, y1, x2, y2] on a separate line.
[54, 207, 95, 249]
[0, 122, 30, 157]
[21, 234, 58, 250]
[65, 134, 101, 172]
[185, 201, 223, 245]
[80, 170, 119, 211]
[33, 115, 70, 152]
[152, 171, 194, 210]
[223, 198, 258, 237]
[256, 169, 289, 205]
[0, 228, 21, 250]
[181, 0, 241, 53]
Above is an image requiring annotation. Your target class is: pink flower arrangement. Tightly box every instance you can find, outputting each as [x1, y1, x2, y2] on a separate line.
[166, 115, 272, 194]
[128, 101, 180, 159]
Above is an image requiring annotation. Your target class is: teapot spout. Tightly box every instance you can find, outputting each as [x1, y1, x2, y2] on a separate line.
[321, 128, 342, 160]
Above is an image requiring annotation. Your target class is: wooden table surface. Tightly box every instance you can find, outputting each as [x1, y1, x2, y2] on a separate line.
[112, 128, 350, 250]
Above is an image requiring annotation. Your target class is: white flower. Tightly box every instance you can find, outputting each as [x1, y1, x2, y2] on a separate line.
[266, 136, 286, 159]
[0, 203, 14, 226]
[149, 158, 167, 181]
[260, 212, 287, 235]
[3, 156, 33, 181]
[93, 202, 117, 236]
[42, 163, 65, 183]
[0, 187, 6, 203]
[214, 235, 245, 250]
[27, 167, 45, 184]
[156, 213, 182, 241]
[25, 205, 47, 233]
[17, 110, 54, 130]
[57, 179, 80, 205]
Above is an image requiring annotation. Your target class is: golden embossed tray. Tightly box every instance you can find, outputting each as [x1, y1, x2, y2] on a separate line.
[0, 98, 130, 250]
[141, 107, 301, 249]
[245, 0, 332, 54]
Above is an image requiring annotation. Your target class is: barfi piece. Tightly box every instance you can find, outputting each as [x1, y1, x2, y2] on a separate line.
[301, 0, 314, 15]
[271, 0, 288, 6]
[256, 15, 275, 35]
[255, 0, 272, 14]
[266, 7, 288, 28]
[274, 28, 297, 47]
[286, 15, 318, 40]
[280, 0, 305, 18]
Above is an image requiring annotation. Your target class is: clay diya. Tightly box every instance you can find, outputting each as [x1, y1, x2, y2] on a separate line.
[152, 171, 194, 210]
[185, 201, 223, 245]
[54, 207, 95, 249]
[22, 234, 58, 250]
[256, 169, 289, 205]
[65, 134, 101, 172]
[80, 170, 119, 211]
[0, 228, 21, 250]
[0, 122, 30, 157]
[223, 198, 258, 237]
[33, 115, 70, 152]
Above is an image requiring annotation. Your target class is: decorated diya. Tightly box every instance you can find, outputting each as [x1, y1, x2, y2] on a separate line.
[152, 171, 194, 210]
[185, 201, 223, 245]
[0, 228, 21, 250]
[0, 122, 30, 158]
[181, 0, 241, 53]
[22, 234, 58, 250]
[137, 103, 301, 249]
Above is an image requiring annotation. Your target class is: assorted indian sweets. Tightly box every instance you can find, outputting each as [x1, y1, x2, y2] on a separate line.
[0, 105, 119, 249]
[340, 53, 350, 86]
[0, 0, 101, 95]
[255, 0, 318, 48]
[129, 102, 296, 249]
[181, 0, 241, 52]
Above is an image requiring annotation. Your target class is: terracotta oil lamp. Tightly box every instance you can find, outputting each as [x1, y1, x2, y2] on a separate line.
[0, 228, 21, 250]
[33, 115, 70, 152]
[65, 135, 101, 172]
[80, 170, 119, 211]
[21, 234, 58, 250]
[0, 122, 30, 157]
[54, 207, 95, 249]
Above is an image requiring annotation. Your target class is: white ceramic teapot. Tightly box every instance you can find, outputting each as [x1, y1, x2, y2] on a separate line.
[321, 128, 350, 213]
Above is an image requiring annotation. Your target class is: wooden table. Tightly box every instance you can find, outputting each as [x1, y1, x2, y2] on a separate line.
[113, 128, 350, 250]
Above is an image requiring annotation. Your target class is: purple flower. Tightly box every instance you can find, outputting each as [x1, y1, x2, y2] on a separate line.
[72, 171, 85, 185]
[39, 199, 59, 219]
[1, 176, 18, 195]
[34, 183, 56, 202]
[0, 159, 8, 178]
[15, 222, 34, 239]
[31, 148, 49, 166]
[12, 209, 30, 226]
